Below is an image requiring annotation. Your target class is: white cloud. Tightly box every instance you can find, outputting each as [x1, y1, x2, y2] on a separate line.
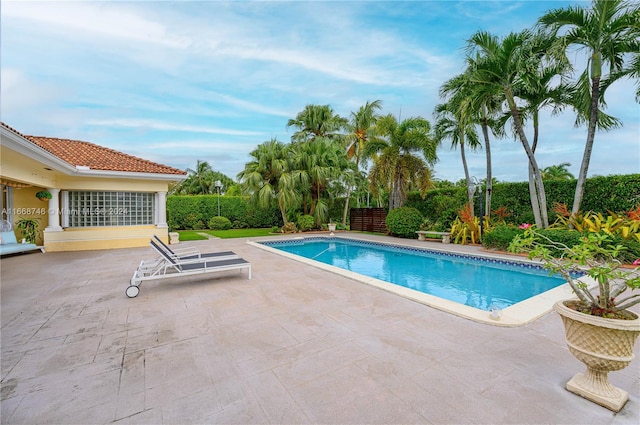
[204, 91, 293, 118]
[0, 68, 60, 111]
[3, 1, 190, 49]
[86, 119, 264, 137]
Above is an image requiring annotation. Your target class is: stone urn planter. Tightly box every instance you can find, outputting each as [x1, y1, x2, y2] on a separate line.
[328, 223, 337, 232]
[509, 228, 640, 412]
[554, 300, 640, 412]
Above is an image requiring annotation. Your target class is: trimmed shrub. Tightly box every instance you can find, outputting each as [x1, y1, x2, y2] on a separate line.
[296, 215, 315, 232]
[482, 224, 521, 251]
[281, 222, 297, 233]
[232, 220, 250, 229]
[208, 216, 232, 230]
[386, 207, 424, 238]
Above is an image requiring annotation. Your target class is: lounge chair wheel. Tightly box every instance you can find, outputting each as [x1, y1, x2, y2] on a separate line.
[126, 285, 140, 298]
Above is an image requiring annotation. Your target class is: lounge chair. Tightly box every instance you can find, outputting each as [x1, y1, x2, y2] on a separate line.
[126, 240, 251, 298]
[151, 235, 237, 261]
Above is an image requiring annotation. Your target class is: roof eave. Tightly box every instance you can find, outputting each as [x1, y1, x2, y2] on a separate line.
[2, 126, 187, 181]
[1, 126, 79, 173]
[73, 168, 187, 181]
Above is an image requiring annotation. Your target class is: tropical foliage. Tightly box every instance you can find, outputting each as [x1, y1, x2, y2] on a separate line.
[551, 203, 640, 242]
[286, 104, 348, 142]
[450, 203, 481, 245]
[538, 0, 640, 217]
[345, 100, 383, 169]
[364, 114, 437, 210]
[542, 163, 575, 181]
[236, 139, 297, 225]
[509, 228, 640, 317]
[464, 29, 557, 229]
[16, 217, 40, 244]
[171, 160, 234, 195]
[433, 97, 481, 211]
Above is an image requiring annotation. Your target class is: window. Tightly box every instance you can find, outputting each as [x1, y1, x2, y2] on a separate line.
[64, 191, 155, 227]
[1, 185, 13, 222]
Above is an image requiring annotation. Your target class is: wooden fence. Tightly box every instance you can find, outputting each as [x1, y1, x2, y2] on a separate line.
[349, 208, 387, 233]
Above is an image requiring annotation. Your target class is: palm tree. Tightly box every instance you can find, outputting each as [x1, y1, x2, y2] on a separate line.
[433, 100, 481, 211]
[290, 138, 350, 226]
[466, 29, 551, 228]
[539, 0, 640, 216]
[343, 100, 383, 225]
[336, 165, 367, 226]
[440, 67, 503, 220]
[174, 160, 216, 195]
[364, 114, 437, 210]
[236, 139, 298, 225]
[542, 163, 575, 181]
[484, 31, 572, 228]
[625, 52, 640, 101]
[345, 100, 383, 168]
[286, 104, 348, 143]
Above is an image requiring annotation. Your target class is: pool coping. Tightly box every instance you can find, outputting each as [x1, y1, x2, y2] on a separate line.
[247, 234, 588, 327]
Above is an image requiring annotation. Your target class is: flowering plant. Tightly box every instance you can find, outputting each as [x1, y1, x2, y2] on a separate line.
[509, 228, 640, 318]
[518, 223, 532, 230]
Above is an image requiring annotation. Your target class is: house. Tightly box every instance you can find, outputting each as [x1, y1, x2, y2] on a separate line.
[0, 123, 187, 252]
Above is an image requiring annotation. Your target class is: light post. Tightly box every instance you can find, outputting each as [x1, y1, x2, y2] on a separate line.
[469, 176, 483, 241]
[215, 180, 222, 217]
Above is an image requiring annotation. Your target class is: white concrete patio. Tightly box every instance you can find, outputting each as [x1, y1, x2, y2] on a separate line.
[1, 233, 639, 424]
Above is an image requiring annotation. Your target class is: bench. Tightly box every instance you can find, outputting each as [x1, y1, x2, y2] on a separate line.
[416, 231, 451, 244]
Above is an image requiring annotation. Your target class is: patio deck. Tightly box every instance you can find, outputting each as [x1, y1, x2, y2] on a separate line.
[1, 233, 639, 424]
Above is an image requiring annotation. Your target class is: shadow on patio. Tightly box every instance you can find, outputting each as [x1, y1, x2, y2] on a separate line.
[1, 234, 638, 424]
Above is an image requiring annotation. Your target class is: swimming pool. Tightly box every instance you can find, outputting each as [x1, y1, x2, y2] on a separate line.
[250, 235, 584, 326]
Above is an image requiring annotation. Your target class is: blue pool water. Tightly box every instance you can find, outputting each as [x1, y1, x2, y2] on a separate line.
[262, 237, 575, 310]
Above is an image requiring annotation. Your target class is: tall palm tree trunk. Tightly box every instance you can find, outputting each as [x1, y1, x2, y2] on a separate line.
[390, 179, 402, 210]
[342, 186, 351, 226]
[527, 165, 541, 226]
[572, 76, 601, 216]
[481, 105, 492, 219]
[506, 88, 548, 227]
[459, 141, 474, 214]
[528, 114, 542, 227]
[529, 112, 542, 228]
[278, 199, 288, 225]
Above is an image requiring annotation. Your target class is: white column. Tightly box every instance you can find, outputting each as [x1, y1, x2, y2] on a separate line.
[44, 188, 63, 232]
[156, 191, 168, 228]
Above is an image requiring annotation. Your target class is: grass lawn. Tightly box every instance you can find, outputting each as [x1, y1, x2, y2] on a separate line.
[177, 228, 275, 241]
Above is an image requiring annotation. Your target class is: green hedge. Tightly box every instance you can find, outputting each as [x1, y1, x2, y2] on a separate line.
[167, 195, 281, 230]
[167, 174, 638, 231]
[406, 174, 639, 227]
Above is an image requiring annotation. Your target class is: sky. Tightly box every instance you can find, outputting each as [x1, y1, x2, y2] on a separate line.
[1, 0, 638, 184]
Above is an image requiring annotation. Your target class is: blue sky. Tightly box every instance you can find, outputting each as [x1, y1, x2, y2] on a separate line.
[2, 1, 638, 183]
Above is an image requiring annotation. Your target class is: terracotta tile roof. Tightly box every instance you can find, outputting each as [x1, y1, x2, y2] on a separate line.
[0, 122, 29, 138]
[2, 122, 185, 175]
[24, 135, 186, 175]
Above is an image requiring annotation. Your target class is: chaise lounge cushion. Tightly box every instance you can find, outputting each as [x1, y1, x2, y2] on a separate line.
[0, 231, 42, 256]
[0, 231, 18, 245]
